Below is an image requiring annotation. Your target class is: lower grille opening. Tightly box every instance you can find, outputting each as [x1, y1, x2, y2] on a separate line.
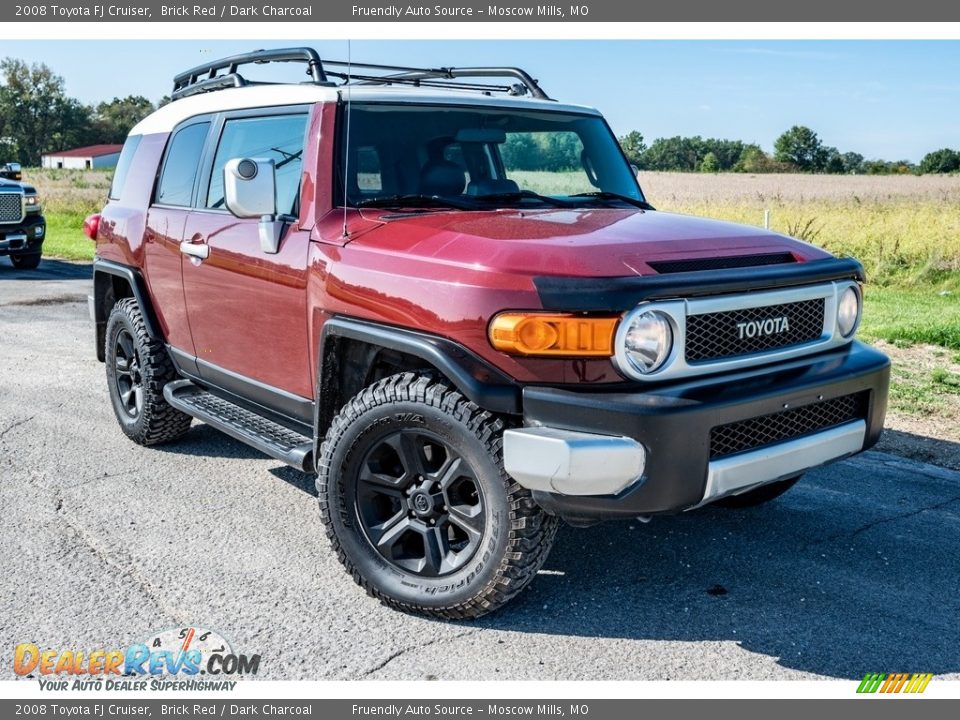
[710, 391, 869, 460]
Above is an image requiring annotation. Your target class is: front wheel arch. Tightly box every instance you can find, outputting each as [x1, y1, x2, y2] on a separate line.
[316, 372, 558, 619]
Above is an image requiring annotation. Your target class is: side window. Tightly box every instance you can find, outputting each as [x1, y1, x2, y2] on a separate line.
[109, 135, 142, 201]
[206, 114, 308, 215]
[156, 122, 209, 207]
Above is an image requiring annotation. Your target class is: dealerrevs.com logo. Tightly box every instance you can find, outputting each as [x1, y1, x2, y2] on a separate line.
[14, 627, 260, 691]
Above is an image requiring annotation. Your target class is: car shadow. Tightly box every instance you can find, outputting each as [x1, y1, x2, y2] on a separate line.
[155, 424, 319, 496]
[268, 465, 318, 496]
[475, 449, 960, 679]
[0, 258, 92, 281]
[161, 422, 960, 679]
[874, 428, 960, 472]
[152, 423, 269, 461]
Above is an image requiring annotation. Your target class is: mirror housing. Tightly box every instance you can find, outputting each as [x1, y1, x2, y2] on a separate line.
[224, 157, 285, 254]
[224, 157, 277, 218]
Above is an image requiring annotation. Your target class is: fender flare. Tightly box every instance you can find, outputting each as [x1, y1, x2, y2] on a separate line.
[315, 317, 521, 450]
[92, 258, 163, 361]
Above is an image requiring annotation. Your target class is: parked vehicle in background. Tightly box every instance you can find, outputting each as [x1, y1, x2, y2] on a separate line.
[86, 48, 890, 619]
[1, 163, 23, 181]
[0, 171, 45, 269]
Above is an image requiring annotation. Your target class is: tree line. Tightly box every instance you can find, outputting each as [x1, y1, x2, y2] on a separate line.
[0, 58, 159, 165]
[618, 127, 959, 175]
[1, 56, 957, 176]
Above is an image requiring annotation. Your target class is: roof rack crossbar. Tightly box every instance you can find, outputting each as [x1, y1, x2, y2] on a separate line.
[321, 61, 549, 99]
[172, 47, 332, 100]
[171, 47, 550, 101]
[327, 72, 519, 95]
[172, 73, 248, 99]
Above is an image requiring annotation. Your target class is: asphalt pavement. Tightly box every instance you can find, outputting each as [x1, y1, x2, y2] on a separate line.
[2, 259, 959, 681]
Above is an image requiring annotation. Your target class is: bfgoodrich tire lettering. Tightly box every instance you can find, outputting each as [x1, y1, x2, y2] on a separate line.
[317, 373, 558, 619]
[105, 298, 192, 446]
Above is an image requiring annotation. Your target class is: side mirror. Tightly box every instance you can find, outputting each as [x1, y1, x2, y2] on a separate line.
[224, 157, 284, 254]
[631, 164, 641, 178]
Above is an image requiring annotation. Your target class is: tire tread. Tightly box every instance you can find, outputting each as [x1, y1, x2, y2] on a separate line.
[106, 298, 192, 446]
[316, 372, 558, 620]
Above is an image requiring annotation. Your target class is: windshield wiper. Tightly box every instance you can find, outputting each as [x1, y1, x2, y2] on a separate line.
[569, 192, 655, 210]
[357, 194, 480, 211]
[472, 190, 574, 209]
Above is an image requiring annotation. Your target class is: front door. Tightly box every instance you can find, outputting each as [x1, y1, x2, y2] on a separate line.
[180, 110, 313, 410]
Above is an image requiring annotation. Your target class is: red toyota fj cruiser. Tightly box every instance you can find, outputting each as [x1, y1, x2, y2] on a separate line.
[88, 48, 889, 618]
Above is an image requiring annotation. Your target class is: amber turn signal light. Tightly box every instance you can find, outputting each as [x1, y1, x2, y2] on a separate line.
[489, 313, 618, 357]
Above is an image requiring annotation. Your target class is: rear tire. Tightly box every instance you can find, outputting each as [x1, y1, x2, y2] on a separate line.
[10, 253, 40, 269]
[713, 475, 802, 508]
[317, 373, 559, 619]
[105, 298, 192, 446]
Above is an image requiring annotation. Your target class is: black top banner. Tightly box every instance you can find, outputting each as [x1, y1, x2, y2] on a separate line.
[4, 0, 960, 22]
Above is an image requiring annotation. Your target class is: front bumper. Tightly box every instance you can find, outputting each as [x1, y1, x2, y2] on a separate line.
[0, 215, 45, 256]
[504, 340, 889, 522]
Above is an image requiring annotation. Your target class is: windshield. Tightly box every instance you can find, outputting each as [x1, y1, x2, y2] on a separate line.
[336, 103, 646, 210]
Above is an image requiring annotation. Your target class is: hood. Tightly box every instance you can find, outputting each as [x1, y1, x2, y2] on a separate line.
[0, 177, 34, 193]
[350, 208, 831, 278]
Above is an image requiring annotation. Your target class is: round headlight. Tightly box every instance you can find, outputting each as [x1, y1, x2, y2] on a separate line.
[622, 310, 674, 375]
[837, 285, 861, 338]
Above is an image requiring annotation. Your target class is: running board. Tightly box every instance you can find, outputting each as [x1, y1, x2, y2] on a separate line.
[163, 380, 313, 472]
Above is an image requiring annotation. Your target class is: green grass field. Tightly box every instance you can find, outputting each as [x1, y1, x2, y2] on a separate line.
[26, 168, 109, 260]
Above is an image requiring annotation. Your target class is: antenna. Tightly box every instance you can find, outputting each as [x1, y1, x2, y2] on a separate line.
[341, 40, 352, 239]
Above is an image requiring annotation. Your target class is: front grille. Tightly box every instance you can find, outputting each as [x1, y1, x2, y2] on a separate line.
[710, 392, 868, 460]
[686, 297, 825, 363]
[648, 252, 795, 274]
[0, 193, 23, 224]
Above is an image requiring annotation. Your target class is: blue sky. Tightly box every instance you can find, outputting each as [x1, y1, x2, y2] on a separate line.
[3, 40, 958, 162]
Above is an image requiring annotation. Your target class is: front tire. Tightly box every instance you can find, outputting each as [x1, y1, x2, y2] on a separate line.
[10, 253, 41, 269]
[105, 298, 192, 446]
[317, 373, 559, 619]
[713, 475, 802, 508]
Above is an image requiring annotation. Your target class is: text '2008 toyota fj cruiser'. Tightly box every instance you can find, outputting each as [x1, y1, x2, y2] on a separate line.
[87, 48, 889, 618]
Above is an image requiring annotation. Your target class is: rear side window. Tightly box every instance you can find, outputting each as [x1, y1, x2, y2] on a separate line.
[205, 114, 308, 215]
[109, 135, 142, 201]
[156, 122, 210, 207]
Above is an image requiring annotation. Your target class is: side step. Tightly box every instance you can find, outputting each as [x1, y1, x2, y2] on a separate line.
[163, 380, 313, 472]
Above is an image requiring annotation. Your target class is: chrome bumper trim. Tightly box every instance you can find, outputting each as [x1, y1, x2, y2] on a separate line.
[695, 419, 866, 508]
[503, 427, 645, 496]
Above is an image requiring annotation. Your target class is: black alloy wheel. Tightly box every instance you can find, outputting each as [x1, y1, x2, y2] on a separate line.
[355, 428, 486, 577]
[112, 328, 144, 418]
[317, 373, 559, 619]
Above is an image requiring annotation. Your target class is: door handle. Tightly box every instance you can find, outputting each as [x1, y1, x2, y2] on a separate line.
[180, 241, 209, 260]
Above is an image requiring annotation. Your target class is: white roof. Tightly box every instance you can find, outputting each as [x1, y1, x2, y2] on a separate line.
[130, 84, 601, 135]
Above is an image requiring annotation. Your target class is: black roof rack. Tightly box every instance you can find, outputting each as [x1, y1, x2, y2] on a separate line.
[171, 47, 551, 101]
